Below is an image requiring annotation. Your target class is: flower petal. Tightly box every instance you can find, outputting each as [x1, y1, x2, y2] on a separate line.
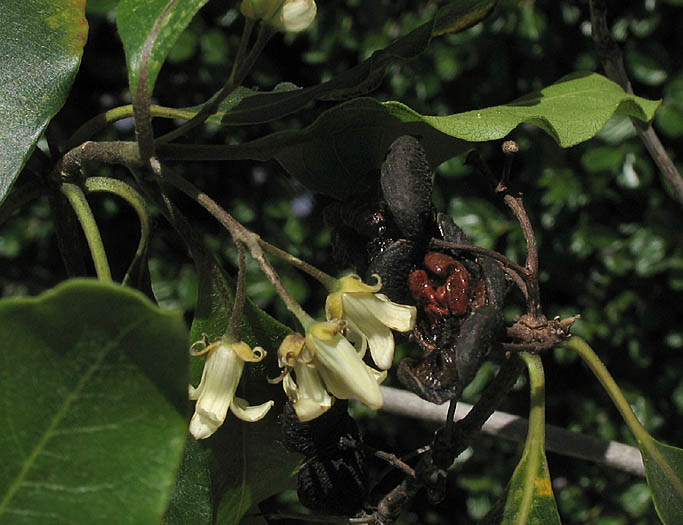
[230, 397, 274, 422]
[310, 328, 383, 409]
[368, 293, 416, 332]
[341, 294, 396, 369]
[283, 365, 333, 421]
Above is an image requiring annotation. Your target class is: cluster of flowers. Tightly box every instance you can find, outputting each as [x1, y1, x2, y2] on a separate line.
[189, 275, 417, 439]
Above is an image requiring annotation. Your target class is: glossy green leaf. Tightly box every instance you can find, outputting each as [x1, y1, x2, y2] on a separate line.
[0, 0, 88, 204]
[384, 71, 661, 148]
[117, 0, 210, 97]
[188, 251, 299, 525]
[638, 436, 683, 524]
[483, 354, 561, 524]
[0, 279, 189, 524]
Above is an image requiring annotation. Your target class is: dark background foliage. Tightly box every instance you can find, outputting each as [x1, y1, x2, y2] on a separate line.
[1, 0, 682, 523]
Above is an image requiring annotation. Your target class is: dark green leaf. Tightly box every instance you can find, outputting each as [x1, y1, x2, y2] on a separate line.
[0, 279, 188, 523]
[161, 73, 659, 200]
[163, 436, 212, 525]
[0, 0, 88, 203]
[639, 436, 683, 524]
[432, 0, 497, 36]
[117, 0, 210, 97]
[177, 0, 496, 126]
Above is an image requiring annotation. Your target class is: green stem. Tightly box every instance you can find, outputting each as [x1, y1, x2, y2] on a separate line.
[519, 352, 547, 523]
[258, 239, 337, 290]
[156, 20, 273, 145]
[562, 337, 683, 507]
[66, 105, 199, 150]
[60, 183, 112, 282]
[83, 177, 150, 285]
[228, 16, 256, 86]
[561, 336, 650, 444]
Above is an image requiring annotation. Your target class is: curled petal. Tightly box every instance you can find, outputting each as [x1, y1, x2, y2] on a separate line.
[230, 397, 274, 422]
[371, 293, 416, 332]
[232, 341, 267, 362]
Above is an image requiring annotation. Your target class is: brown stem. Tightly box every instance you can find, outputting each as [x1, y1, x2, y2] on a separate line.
[501, 194, 541, 319]
[56, 141, 143, 179]
[159, 165, 312, 328]
[132, 0, 178, 161]
[589, 0, 683, 206]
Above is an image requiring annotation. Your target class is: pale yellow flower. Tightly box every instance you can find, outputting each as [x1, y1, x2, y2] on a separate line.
[305, 320, 385, 409]
[276, 321, 386, 421]
[189, 339, 273, 440]
[326, 274, 416, 370]
[277, 334, 333, 422]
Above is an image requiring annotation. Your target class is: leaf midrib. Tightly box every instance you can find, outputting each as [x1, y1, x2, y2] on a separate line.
[0, 320, 143, 516]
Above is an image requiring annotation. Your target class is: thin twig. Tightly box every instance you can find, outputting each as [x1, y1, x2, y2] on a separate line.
[259, 238, 337, 289]
[158, 165, 312, 328]
[589, 0, 683, 206]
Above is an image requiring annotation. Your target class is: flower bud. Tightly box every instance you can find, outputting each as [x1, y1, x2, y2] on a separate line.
[241, 0, 317, 33]
[271, 0, 317, 33]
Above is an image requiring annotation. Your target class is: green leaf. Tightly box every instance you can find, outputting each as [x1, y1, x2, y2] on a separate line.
[384, 71, 661, 148]
[483, 354, 561, 524]
[188, 251, 299, 524]
[638, 436, 683, 524]
[0, 279, 188, 524]
[117, 0, 210, 97]
[432, 0, 498, 36]
[161, 72, 659, 200]
[162, 436, 212, 525]
[273, 98, 469, 199]
[0, 0, 88, 204]
[178, 0, 496, 126]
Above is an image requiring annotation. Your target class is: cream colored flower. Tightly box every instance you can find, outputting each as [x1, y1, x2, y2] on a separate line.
[275, 321, 386, 421]
[306, 320, 386, 409]
[277, 334, 333, 422]
[326, 274, 416, 370]
[189, 339, 273, 440]
[240, 0, 317, 33]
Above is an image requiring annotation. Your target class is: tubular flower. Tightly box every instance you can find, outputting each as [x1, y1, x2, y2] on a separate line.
[305, 320, 386, 410]
[240, 0, 317, 33]
[326, 274, 417, 370]
[277, 334, 333, 422]
[189, 339, 273, 440]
